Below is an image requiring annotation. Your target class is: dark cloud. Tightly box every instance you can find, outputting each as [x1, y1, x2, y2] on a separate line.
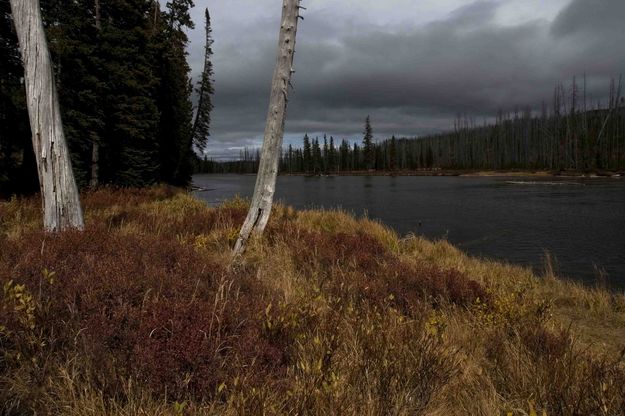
[551, 0, 625, 38]
[190, 0, 625, 160]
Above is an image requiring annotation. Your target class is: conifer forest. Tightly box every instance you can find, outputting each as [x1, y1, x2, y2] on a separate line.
[0, 0, 214, 197]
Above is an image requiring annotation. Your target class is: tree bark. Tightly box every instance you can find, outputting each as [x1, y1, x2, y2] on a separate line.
[233, 0, 301, 256]
[10, 0, 84, 231]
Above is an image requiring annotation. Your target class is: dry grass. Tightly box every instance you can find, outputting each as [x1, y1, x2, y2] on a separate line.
[1, 186, 624, 415]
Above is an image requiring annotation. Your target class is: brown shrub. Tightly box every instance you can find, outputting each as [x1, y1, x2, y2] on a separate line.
[290, 230, 391, 273]
[133, 296, 285, 399]
[284, 228, 488, 312]
[388, 261, 489, 308]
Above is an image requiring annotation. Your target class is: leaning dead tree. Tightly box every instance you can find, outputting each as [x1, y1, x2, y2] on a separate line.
[10, 0, 84, 231]
[233, 0, 302, 256]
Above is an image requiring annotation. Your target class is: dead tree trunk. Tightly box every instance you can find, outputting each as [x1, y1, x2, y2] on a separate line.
[10, 0, 84, 231]
[233, 0, 302, 256]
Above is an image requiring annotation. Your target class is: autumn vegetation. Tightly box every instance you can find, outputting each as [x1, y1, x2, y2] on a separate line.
[1, 187, 624, 415]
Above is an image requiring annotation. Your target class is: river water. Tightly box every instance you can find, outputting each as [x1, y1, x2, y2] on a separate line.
[193, 174, 625, 289]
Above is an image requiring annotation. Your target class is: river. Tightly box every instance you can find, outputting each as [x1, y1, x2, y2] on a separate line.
[193, 174, 625, 289]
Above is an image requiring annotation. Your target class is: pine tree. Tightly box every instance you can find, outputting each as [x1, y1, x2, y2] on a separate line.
[39, 0, 105, 187]
[303, 133, 311, 173]
[339, 139, 349, 171]
[287, 144, 293, 173]
[191, 8, 214, 153]
[155, 0, 195, 186]
[312, 137, 322, 173]
[328, 136, 336, 172]
[426, 145, 434, 168]
[100, 0, 161, 186]
[363, 115, 374, 169]
[389, 135, 397, 171]
[353, 142, 361, 170]
[322, 134, 329, 173]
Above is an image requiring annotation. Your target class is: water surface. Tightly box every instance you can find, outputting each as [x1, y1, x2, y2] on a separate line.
[193, 174, 625, 289]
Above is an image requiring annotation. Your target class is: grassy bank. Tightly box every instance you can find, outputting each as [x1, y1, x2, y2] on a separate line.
[1, 187, 624, 415]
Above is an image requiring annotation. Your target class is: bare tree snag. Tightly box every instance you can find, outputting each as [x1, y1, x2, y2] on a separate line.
[233, 0, 302, 257]
[10, 0, 85, 231]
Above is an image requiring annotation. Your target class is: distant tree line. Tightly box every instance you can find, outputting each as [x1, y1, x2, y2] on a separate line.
[196, 77, 625, 174]
[195, 148, 261, 174]
[0, 0, 214, 197]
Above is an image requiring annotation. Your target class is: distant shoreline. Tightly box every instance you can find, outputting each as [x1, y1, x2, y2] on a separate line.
[277, 169, 625, 178]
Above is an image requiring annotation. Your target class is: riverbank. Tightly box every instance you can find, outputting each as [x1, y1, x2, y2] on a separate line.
[280, 169, 625, 178]
[1, 187, 624, 415]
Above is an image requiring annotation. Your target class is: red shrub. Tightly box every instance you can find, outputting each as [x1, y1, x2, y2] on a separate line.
[0, 218, 295, 401]
[281, 228, 488, 310]
[291, 230, 391, 274]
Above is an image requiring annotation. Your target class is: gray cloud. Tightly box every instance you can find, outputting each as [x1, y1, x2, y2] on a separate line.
[185, 0, 625, 160]
[552, 0, 625, 38]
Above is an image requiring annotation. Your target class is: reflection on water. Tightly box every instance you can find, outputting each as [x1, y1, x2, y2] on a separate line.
[193, 174, 625, 289]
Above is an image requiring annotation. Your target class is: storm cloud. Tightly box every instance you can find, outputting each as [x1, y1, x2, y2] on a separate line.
[183, 0, 625, 159]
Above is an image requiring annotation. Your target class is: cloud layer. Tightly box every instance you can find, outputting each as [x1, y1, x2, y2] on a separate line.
[184, 0, 625, 159]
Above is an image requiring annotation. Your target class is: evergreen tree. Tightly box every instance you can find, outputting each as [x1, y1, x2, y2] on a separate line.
[302, 133, 311, 173]
[191, 8, 214, 152]
[426, 145, 434, 168]
[339, 139, 349, 171]
[287, 144, 293, 173]
[33, 0, 167, 187]
[155, 0, 195, 186]
[353, 143, 361, 170]
[100, 0, 161, 186]
[322, 134, 329, 173]
[38, 0, 105, 187]
[312, 137, 322, 173]
[363, 115, 374, 169]
[389, 135, 397, 171]
[328, 136, 336, 172]
[374, 145, 383, 170]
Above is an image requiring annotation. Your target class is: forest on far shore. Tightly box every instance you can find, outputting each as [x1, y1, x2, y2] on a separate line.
[197, 78, 625, 175]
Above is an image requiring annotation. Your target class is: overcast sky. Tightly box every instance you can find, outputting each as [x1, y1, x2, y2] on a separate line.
[182, 0, 625, 160]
